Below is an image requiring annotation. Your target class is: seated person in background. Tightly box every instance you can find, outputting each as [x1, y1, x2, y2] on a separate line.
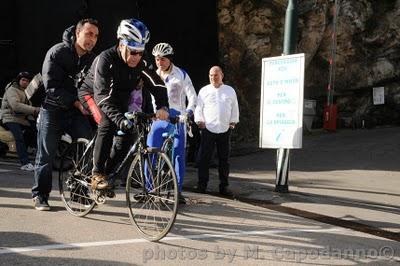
[0, 72, 40, 170]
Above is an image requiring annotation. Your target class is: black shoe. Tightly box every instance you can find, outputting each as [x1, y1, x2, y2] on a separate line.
[106, 190, 116, 198]
[219, 187, 233, 197]
[33, 196, 50, 211]
[194, 185, 207, 194]
[178, 193, 186, 205]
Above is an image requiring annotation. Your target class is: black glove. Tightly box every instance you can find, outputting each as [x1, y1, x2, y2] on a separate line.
[119, 119, 134, 133]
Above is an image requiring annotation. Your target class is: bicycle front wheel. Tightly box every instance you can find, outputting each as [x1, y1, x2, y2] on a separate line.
[58, 138, 96, 217]
[126, 149, 178, 241]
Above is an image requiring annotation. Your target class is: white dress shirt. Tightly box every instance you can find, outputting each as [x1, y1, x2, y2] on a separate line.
[195, 83, 239, 133]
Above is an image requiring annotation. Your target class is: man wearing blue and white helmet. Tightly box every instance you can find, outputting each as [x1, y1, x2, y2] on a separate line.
[80, 18, 169, 190]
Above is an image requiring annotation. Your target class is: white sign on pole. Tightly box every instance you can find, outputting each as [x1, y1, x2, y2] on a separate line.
[259, 53, 305, 149]
[373, 87, 384, 105]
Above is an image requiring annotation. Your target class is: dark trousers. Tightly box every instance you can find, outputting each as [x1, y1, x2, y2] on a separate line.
[32, 107, 92, 199]
[197, 128, 231, 189]
[92, 115, 133, 175]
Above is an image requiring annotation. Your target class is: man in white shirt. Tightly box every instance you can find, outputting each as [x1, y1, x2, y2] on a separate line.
[194, 66, 239, 196]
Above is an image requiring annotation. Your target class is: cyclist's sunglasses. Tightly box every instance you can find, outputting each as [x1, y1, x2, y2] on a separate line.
[129, 49, 144, 56]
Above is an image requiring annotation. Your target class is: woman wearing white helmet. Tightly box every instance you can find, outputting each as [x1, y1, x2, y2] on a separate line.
[80, 19, 169, 190]
[146, 42, 197, 204]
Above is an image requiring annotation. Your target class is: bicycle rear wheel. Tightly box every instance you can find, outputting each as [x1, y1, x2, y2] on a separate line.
[58, 138, 96, 217]
[126, 149, 178, 241]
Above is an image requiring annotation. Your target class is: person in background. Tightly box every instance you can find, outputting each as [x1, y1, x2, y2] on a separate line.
[32, 18, 99, 211]
[147, 42, 197, 204]
[194, 66, 239, 196]
[1, 72, 39, 170]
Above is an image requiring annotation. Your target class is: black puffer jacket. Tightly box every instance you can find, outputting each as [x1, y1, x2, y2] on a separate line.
[41, 25, 96, 109]
[81, 45, 169, 127]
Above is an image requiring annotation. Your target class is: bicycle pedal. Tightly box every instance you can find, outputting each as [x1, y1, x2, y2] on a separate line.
[92, 190, 106, 204]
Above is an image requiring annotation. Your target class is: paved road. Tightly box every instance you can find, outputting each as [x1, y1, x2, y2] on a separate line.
[0, 126, 399, 265]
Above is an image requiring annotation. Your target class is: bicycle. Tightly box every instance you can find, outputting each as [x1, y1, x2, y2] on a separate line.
[161, 112, 193, 163]
[58, 112, 179, 241]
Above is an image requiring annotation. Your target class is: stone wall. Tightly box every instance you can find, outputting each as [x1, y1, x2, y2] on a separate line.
[218, 0, 400, 141]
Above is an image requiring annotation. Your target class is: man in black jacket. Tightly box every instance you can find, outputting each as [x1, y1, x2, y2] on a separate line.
[32, 18, 99, 211]
[81, 18, 169, 190]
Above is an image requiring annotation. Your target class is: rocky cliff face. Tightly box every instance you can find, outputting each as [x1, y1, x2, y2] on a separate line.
[218, 0, 400, 141]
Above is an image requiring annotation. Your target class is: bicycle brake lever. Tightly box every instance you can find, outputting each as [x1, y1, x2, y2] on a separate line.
[124, 111, 136, 120]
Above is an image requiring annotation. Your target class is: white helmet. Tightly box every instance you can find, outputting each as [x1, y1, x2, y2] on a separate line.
[117, 18, 150, 51]
[152, 42, 174, 57]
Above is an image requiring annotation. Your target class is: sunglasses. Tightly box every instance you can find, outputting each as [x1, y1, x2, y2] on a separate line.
[129, 49, 144, 56]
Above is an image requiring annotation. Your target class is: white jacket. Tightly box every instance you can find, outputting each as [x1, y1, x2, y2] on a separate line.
[157, 64, 197, 113]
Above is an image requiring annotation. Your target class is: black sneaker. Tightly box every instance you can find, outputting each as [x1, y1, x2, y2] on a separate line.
[178, 193, 186, 205]
[194, 185, 207, 194]
[219, 187, 233, 197]
[33, 196, 50, 211]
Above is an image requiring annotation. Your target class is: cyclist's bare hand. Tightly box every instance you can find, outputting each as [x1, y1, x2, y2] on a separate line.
[156, 108, 169, 120]
[74, 100, 89, 115]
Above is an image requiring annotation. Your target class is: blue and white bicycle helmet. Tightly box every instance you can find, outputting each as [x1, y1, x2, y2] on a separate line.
[152, 42, 174, 57]
[117, 18, 150, 51]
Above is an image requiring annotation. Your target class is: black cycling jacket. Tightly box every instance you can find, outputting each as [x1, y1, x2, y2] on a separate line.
[81, 45, 169, 127]
[41, 26, 96, 109]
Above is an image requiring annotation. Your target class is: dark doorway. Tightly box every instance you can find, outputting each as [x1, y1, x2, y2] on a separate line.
[0, 0, 218, 92]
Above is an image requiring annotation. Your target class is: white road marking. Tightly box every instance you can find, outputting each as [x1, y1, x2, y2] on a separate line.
[0, 169, 11, 173]
[0, 227, 341, 255]
[0, 161, 19, 167]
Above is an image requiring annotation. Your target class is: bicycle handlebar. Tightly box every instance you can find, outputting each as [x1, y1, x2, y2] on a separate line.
[167, 113, 194, 138]
[169, 113, 191, 125]
[117, 112, 156, 136]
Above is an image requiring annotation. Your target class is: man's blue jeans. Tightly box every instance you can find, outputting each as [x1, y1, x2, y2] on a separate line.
[32, 107, 92, 199]
[4, 122, 30, 165]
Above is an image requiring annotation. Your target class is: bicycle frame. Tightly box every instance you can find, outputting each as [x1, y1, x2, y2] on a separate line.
[161, 113, 192, 165]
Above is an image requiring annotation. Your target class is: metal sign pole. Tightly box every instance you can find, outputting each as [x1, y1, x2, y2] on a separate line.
[275, 0, 298, 193]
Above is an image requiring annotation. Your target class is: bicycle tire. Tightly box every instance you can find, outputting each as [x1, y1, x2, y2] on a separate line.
[58, 138, 96, 217]
[126, 149, 178, 241]
[161, 137, 173, 159]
